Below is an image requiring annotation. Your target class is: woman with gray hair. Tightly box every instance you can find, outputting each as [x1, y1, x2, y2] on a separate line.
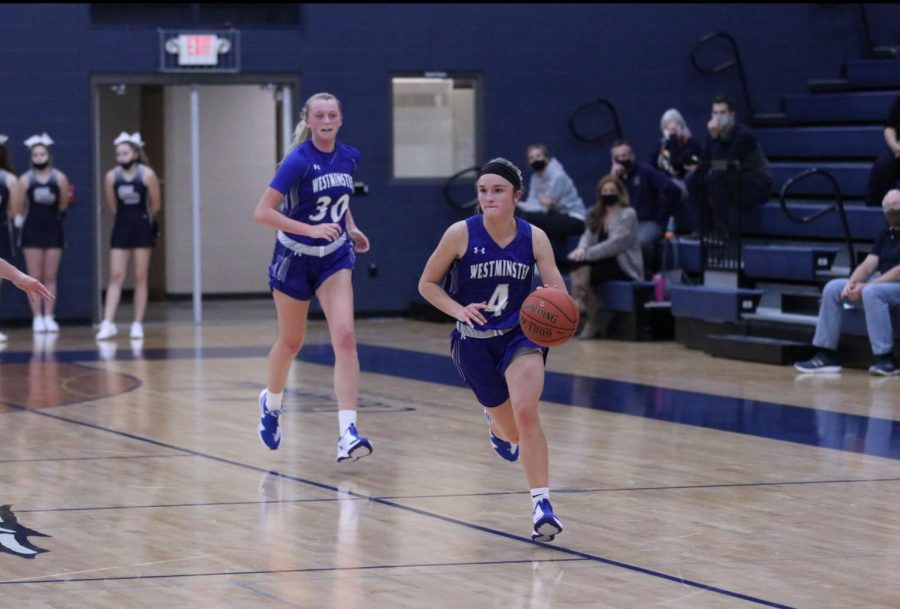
[654, 108, 701, 184]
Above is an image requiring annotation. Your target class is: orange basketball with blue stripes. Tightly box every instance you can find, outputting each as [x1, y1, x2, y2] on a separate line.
[519, 287, 579, 347]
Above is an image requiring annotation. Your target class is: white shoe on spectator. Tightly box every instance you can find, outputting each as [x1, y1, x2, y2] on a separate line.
[43, 316, 59, 333]
[130, 321, 144, 339]
[96, 320, 118, 340]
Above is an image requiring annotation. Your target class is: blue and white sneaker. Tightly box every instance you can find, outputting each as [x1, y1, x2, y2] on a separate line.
[257, 390, 282, 450]
[485, 410, 518, 462]
[336, 423, 373, 463]
[531, 498, 564, 542]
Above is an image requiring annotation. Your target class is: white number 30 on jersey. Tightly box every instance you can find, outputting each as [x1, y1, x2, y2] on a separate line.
[308, 193, 350, 223]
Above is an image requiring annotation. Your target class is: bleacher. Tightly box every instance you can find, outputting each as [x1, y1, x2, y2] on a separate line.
[662, 56, 900, 369]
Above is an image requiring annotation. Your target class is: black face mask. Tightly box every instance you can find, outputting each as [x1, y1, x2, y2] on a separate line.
[616, 159, 633, 172]
[600, 194, 619, 206]
[530, 159, 547, 172]
[119, 160, 136, 170]
[885, 209, 900, 226]
[32, 161, 49, 171]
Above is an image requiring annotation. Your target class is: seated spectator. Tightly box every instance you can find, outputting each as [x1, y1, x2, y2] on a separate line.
[685, 95, 773, 237]
[794, 189, 900, 376]
[866, 95, 900, 207]
[567, 175, 643, 339]
[653, 108, 702, 199]
[516, 143, 586, 267]
[610, 139, 681, 273]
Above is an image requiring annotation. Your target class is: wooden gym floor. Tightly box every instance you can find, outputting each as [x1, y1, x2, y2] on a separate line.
[0, 300, 898, 609]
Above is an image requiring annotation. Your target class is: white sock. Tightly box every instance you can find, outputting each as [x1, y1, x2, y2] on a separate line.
[531, 488, 550, 512]
[265, 390, 283, 412]
[339, 410, 357, 436]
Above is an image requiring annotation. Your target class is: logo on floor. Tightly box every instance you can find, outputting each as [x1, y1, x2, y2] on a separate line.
[0, 505, 49, 559]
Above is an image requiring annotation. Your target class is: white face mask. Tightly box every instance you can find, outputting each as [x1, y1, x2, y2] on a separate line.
[717, 115, 732, 128]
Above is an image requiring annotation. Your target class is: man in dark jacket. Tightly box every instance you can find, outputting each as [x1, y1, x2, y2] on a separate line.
[685, 95, 773, 236]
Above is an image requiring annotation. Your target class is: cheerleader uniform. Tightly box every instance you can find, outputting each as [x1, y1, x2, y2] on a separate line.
[20, 169, 64, 249]
[110, 165, 155, 248]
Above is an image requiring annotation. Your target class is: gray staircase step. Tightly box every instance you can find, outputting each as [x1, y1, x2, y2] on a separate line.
[771, 162, 870, 198]
[752, 113, 790, 127]
[743, 244, 839, 281]
[846, 59, 900, 89]
[704, 333, 812, 365]
[756, 126, 882, 159]
[783, 91, 898, 124]
[808, 78, 850, 93]
[781, 292, 820, 315]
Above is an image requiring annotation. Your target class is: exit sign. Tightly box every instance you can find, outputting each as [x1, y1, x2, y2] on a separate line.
[160, 29, 240, 73]
[179, 34, 218, 66]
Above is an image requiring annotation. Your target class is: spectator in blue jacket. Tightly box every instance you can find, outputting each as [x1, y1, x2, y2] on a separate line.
[609, 139, 681, 274]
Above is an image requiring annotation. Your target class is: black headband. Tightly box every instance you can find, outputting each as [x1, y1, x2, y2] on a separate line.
[478, 161, 521, 191]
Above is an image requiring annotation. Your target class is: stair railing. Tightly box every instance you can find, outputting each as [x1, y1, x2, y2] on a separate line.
[443, 165, 481, 210]
[568, 97, 623, 144]
[690, 31, 754, 120]
[778, 168, 856, 265]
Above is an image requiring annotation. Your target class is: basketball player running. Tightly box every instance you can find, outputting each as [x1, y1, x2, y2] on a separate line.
[18, 133, 70, 334]
[96, 132, 162, 341]
[418, 158, 567, 542]
[253, 92, 373, 462]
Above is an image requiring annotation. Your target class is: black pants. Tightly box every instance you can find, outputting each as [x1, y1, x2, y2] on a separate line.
[866, 148, 900, 207]
[516, 209, 585, 267]
[687, 169, 771, 234]
[571, 257, 631, 284]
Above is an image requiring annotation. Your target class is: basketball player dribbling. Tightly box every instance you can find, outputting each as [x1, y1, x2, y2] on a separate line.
[418, 158, 567, 542]
[253, 92, 373, 463]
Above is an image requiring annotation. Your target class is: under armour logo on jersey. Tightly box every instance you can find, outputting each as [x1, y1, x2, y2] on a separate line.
[0, 505, 49, 559]
[313, 164, 321, 171]
[473, 247, 486, 254]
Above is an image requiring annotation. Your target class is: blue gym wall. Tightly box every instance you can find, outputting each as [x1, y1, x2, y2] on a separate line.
[0, 3, 896, 320]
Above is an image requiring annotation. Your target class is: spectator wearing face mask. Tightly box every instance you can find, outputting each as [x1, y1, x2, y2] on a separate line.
[609, 139, 681, 274]
[684, 95, 773, 237]
[794, 189, 900, 376]
[516, 144, 586, 267]
[567, 175, 643, 338]
[653, 108, 702, 199]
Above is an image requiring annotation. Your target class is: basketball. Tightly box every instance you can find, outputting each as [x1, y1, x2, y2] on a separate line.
[519, 287, 580, 347]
